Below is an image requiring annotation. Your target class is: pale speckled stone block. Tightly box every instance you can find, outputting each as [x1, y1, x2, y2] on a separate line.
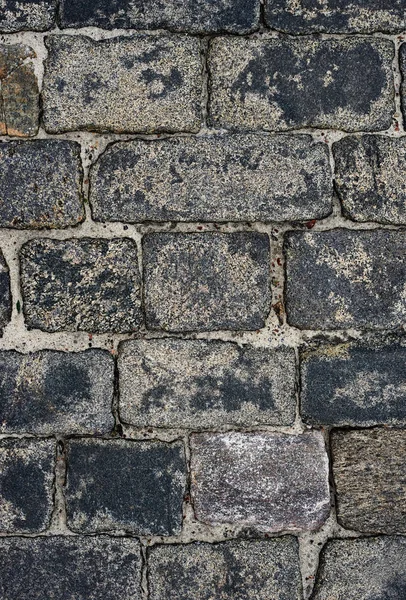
[0, 0, 56, 32]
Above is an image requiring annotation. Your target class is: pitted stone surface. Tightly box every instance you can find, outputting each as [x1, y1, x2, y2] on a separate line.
[148, 538, 302, 600]
[91, 134, 332, 223]
[0, 438, 54, 533]
[312, 537, 406, 600]
[334, 135, 406, 225]
[301, 343, 406, 427]
[394, 45, 406, 150]
[43, 34, 202, 134]
[0, 536, 142, 600]
[190, 432, 330, 532]
[0, 349, 114, 435]
[0, 250, 11, 336]
[20, 238, 142, 334]
[332, 428, 406, 533]
[0, 140, 84, 228]
[66, 438, 186, 535]
[143, 232, 271, 332]
[0, 0, 56, 32]
[284, 230, 406, 330]
[118, 339, 296, 428]
[208, 37, 394, 132]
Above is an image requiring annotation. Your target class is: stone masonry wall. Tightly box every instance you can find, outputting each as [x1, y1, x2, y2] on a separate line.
[0, 1, 405, 599]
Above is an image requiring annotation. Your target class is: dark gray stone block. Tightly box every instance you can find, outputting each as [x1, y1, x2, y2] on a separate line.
[0, 250, 11, 336]
[0, 0, 56, 32]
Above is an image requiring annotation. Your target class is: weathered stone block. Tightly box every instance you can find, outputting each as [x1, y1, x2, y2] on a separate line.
[0, 250, 11, 336]
[284, 230, 406, 330]
[0, 349, 114, 435]
[66, 438, 186, 534]
[301, 343, 406, 427]
[0, 44, 39, 137]
[396, 45, 406, 144]
[208, 37, 394, 132]
[334, 135, 406, 225]
[0, 0, 56, 32]
[0, 140, 84, 228]
[0, 536, 142, 599]
[0, 438, 54, 533]
[118, 339, 296, 428]
[332, 428, 406, 533]
[20, 238, 142, 333]
[148, 538, 302, 600]
[143, 232, 270, 332]
[43, 35, 202, 134]
[190, 432, 330, 532]
[91, 134, 332, 223]
[312, 537, 406, 600]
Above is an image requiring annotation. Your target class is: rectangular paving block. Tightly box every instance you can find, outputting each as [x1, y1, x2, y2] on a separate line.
[20, 238, 142, 334]
[0, 0, 56, 32]
[332, 428, 406, 533]
[148, 538, 302, 600]
[0, 438, 55, 533]
[208, 37, 394, 132]
[90, 134, 332, 223]
[333, 135, 406, 225]
[43, 34, 202, 134]
[66, 438, 186, 535]
[190, 432, 330, 532]
[118, 339, 296, 428]
[284, 230, 406, 330]
[0, 249, 11, 336]
[143, 232, 271, 332]
[0, 349, 114, 435]
[0, 140, 84, 228]
[301, 343, 406, 427]
[0, 536, 142, 600]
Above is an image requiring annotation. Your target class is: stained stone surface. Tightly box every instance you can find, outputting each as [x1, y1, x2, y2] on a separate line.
[148, 538, 302, 600]
[0, 438, 54, 533]
[65, 438, 186, 535]
[284, 230, 406, 330]
[0, 536, 142, 600]
[312, 537, 406, 600]
[90, 134, 332, 223]
[0, 44, 39, 137]
[0, 250, 11, 336]
[395, 45, 406, 147]
[208, 37, 394, 132]
[20, 238, 142, 333]
[43, 34, 202, 134]
[190, 432, 330, 532]
[118, 339, 296, 428]
[334, 135, 406, 225]
[0, 140, 84, 228]
[143, 232, 271, 332]
[332, 428, 406, 533]
[301, 343, 406, 427]
[60, 0, 260, 33]
[0, 350, 114, 435]
[0, 0, 56, 32]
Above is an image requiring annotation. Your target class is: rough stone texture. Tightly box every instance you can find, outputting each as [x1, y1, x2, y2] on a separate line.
[43, 34, 202, 134]
[301, 343, 406, 427]
[0, 140, 84, 229]
[148, 538, 302, 600]
[90, 134, 332, 223]
[395, 45, 406, 146]
[190, 432, 330, 532]
[0, 44, 39, 137]
[0, 349, 114, 435]
[333, 135, 406, 225]
[0, 438, 54, 533]
[66, 438, 186, 535]
[0, 250, 11, 336]
[60, 0, 260, 33]
[0, 0, 56, 31]
[266, 0, 406, 33]
[208, 37, 394, 132]
[0, 536, 142, 600]
[332, 428, 406, 533]
[284, 230, 406, 330]
[20, 238, 142, 334]
[312, 537, 406, 600]
[118, 339, 296, 428]
[143, 232, 271, 332]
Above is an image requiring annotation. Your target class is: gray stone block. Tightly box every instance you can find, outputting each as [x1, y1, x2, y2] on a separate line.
[0, 250, 11, 336]
[190, 432, 330, 532]
[395, 45, 406, 150]
[0, 0, 56, 32]
[209, 37, 394, 132]
[90, 134, 332, 223]
[143, 232, 271, 332]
